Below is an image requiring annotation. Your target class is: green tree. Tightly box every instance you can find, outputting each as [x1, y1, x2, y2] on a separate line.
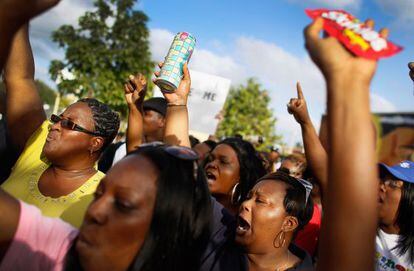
[216, 78, 281, 150]
[49, 0, 153, 116]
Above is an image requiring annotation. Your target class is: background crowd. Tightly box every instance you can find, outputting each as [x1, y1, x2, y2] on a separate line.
[0, 1, 413, 271]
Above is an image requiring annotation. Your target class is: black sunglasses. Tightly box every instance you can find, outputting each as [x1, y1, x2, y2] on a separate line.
[50, 114, 102, 136]
[139, 141, 199, 161]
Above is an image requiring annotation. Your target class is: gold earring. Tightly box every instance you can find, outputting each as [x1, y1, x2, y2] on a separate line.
[230, 182, 241, 205]
[273, 231, 286, 248]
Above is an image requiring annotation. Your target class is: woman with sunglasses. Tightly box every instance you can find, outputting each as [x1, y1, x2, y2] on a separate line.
[154, 63, 314, 270]
[198, 170, 315, 271]
[0, 143, 212, 271]
[153, 63, 266, 216]
[1, 25, 120, 227]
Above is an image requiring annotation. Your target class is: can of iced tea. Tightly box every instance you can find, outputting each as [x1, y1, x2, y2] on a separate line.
[154, 32, 196, 93]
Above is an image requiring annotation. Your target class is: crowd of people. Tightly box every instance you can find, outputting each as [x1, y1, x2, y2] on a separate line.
[0, 1, 413, 271]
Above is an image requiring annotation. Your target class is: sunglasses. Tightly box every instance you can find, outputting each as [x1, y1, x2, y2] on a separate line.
[50, 114, 102, 136]
[297, 178, 313, 205]
[380, 179, 403, 190]
[139, 141, 199, 161]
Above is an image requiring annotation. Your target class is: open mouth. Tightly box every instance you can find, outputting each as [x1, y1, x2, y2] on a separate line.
[205, 171, 217, 181]
[236, 215, 251, 235]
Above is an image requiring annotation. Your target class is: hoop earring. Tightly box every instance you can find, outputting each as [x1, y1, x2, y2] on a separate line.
[273, 231, 286, 248]
[230, 182, 241, 205]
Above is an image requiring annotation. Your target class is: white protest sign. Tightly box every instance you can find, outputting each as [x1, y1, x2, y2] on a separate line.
[154, 70, 231, 136]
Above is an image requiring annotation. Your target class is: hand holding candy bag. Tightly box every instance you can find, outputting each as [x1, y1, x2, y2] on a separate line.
[306, 9, 403, 59]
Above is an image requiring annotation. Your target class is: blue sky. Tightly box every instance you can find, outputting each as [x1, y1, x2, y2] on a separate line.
[30, 0, 414, 145]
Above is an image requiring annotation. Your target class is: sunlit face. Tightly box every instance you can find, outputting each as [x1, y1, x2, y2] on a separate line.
[43, 102, 97, 163]
[378, 173, 403, 227]
[235, 180, 297, 254]
[76, 154, 158, 271]
[204, 144, 240, 198]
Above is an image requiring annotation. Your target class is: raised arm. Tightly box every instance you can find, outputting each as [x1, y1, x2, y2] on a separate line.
[0, 189, 20, 260]
[124, 73, 147, 152]
[287, 82, 328, 197]
[305, 18, 383, 271]
[154, 62, 191, 147]
[0, 0, 59, 70]
[4, 24, 46, 154]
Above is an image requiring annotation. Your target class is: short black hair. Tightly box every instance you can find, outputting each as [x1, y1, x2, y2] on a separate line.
[203, 140, 217, 150]
[189, 135, 200, 148]
[78, 98, 120, 151]
[259, 170, 314, 233]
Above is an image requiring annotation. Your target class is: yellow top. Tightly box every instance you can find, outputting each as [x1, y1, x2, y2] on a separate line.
[1, 121, 104, 228]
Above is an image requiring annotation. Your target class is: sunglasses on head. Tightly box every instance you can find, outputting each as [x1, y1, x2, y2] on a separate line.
[50, 114, 102, 136]
[297, 178, 313, 205]
[138, 141, 199, 161]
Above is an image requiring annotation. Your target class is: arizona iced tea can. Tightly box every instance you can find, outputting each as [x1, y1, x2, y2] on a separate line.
[155, 32, 196, 93]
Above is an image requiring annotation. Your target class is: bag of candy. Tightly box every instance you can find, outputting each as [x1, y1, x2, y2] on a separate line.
[306, 9, 403, 59]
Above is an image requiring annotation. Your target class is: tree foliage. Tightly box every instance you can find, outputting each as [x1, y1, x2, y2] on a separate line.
[49, 0, 153, 116]
[216, 78, 281, 150]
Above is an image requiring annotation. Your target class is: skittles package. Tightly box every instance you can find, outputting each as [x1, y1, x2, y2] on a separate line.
[306, 9, 403, 59]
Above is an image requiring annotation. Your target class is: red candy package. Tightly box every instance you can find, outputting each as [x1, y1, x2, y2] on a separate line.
[306, 9, 403, 59]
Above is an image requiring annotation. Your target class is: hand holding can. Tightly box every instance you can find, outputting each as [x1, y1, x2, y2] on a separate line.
[154, 32, 196, 93]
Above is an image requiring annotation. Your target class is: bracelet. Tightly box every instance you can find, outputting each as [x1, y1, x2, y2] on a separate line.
[167, 103, 187, 107]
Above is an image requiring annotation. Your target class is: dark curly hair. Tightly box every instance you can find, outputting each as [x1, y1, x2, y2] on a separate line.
[217, 137, 267, 204]
[78, 98, 120, 151]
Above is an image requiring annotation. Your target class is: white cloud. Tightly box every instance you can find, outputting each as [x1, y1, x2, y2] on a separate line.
[149, 29, 247, 83]
[149, 29, 327, 145]
[286, 0, 361, 10]
[375, 0, 414, 25]
[31, 0, 94, 34]
[149, 28, 175, 61]
[29, 1, 94, 84]
[234, 36, 326, 103]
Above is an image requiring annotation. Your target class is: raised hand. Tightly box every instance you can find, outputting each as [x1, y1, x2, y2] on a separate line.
[1, 0, 60, 22]
[124, 73, 147, 108]
[154, 62, 191, 106]
[304, 18, 388, 85]
[287, 82, 311, 125]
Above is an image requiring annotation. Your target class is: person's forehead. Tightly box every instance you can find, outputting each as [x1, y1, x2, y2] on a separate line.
[253, 180, 287, 198]
[62, 102, 93, 122]
[105, 155, 158, 196]
[144, 109, 163, 117]
[214, 144, 237, 157]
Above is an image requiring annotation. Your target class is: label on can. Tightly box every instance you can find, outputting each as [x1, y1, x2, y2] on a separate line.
[155, 32, 196, 92]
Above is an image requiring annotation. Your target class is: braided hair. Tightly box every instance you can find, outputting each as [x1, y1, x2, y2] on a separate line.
[78, 98, 120, 151]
